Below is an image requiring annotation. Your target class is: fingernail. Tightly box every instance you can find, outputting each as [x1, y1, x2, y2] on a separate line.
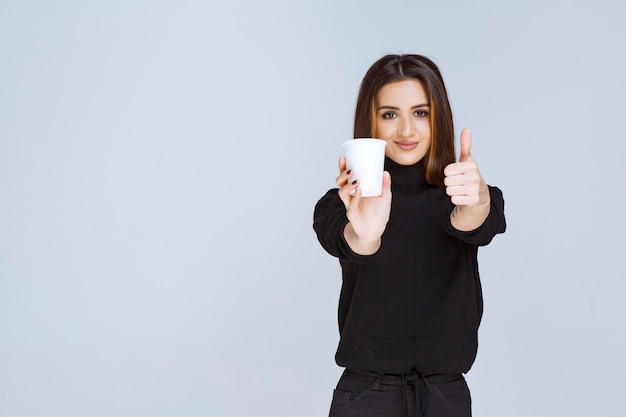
[346, 169, 352, 175]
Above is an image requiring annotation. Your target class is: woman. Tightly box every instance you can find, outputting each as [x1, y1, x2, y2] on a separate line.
[313, 54, 506, 417]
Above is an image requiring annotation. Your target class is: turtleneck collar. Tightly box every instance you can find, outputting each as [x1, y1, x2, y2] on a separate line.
[384, 157, 429, 193]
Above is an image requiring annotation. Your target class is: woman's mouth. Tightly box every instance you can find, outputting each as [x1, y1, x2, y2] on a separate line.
[395, 141, 419, 151]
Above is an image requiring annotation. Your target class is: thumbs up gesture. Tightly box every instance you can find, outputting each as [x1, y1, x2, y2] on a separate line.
[444, 128, 490, 208]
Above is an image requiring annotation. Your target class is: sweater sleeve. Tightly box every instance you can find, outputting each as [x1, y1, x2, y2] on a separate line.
[313, 189, 375, 264]
[444, 185, 506, 246]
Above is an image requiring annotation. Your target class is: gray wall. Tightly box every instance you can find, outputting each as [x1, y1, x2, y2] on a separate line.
[1, 1, 625, 416]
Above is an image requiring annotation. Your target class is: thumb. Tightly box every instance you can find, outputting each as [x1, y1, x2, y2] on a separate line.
[459, 128, 473, 162]
[381, 171, 392, 196]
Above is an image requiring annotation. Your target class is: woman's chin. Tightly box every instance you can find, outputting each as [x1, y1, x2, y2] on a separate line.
[387, 153, 425, 166]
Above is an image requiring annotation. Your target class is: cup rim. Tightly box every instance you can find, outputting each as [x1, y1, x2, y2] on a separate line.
[341, 138, 387, 147]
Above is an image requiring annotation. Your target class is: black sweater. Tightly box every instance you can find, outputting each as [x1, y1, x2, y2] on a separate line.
[313, 157, 506, 375]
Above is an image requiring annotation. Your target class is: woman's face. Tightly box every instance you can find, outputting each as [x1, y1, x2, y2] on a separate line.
[374, 79, 432, 166]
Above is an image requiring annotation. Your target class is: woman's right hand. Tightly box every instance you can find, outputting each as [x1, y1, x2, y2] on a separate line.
[336, 157, 392, 255]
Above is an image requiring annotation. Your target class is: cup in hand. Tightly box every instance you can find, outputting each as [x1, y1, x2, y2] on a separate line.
[342, 138, 387, 197]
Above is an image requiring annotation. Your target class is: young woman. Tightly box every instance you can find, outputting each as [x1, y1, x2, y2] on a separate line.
[313, 54, 506, 417]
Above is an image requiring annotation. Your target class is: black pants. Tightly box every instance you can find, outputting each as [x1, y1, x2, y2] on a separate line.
[328, 369, 472, 417]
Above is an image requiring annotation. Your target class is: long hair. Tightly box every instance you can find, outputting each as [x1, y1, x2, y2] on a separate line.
[353, 54, 455, 186]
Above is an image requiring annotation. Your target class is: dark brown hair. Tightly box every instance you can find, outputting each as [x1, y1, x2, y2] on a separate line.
[354, 54, 455, 186]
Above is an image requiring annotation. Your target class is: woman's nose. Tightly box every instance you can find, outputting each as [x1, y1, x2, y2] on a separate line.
[397, 117, 415, 138]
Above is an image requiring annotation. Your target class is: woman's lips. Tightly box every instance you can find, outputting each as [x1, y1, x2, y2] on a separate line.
[395, 141, 418, 151]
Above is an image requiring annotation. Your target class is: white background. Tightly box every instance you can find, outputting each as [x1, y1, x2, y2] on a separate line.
[1, 1, 625, 416]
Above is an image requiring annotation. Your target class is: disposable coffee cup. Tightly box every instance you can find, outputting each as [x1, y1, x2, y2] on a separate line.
[342, 138, 387, 197]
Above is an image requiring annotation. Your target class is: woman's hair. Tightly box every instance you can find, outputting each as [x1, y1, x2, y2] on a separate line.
[354, 54, 455, 186]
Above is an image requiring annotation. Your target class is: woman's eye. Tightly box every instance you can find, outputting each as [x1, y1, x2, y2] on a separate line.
[381, 112, 397, 119]
[415, 110, 429, 117]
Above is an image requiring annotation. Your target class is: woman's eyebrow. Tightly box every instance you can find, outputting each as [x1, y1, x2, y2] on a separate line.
[376, 103, 430, 111]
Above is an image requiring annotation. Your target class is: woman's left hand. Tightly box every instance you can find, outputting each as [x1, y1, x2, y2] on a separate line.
[444, 128, 491, 231]
[444, 128, 490, 207]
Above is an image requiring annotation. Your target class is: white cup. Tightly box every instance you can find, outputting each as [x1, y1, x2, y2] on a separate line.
[342, 138, 387, 197]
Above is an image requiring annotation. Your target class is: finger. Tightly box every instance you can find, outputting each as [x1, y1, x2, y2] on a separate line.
[346, 183, 362, 215]
[444, 174, 465, 187]
[381, 171, 392, 196]
[444, 158, 479, 177]
[459, 128, 473, 162]
[335, 165, 354, 188]
[338, 157, 346, 173]
[338, 177, 358, 195]
[450, 195, 472, 206]
[337, 178, 359, 206]
[451, 193, 482, 207]
[444, 161, 456, 177]
[446, 185, 467, 197]
[444, 161, 466, 177]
